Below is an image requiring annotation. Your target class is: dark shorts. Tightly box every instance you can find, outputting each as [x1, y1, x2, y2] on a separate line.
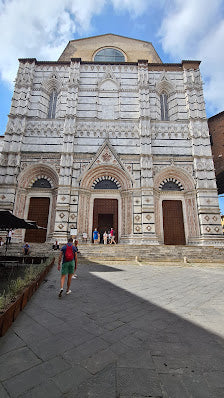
[61, 260, 75, 275]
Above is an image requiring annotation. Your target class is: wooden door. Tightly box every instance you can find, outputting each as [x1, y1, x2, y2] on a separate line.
[162, 200, 186, 245]
[25, 197, 50, 243]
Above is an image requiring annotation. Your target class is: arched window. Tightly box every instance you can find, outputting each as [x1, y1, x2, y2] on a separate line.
[32, 178, 51, 188]
[92, 176, 121, 189]
[94, 180, 118, 189]
[160, 92, 169, 121]
[48, 90, 57, 119]
[94, 48, 125, 62]
[159, 178, 184, 191]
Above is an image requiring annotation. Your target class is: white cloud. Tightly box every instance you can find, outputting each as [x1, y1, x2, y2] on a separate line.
[0, 0, 223, 116]
[159, 0, 224, 115]
[111, 0, 148, 17]
[0, 0, 148, 85]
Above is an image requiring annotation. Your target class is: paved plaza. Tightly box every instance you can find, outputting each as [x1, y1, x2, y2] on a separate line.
[0, 259, 224, 397]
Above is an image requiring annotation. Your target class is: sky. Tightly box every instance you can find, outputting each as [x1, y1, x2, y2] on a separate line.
[0, 0, 223, 212]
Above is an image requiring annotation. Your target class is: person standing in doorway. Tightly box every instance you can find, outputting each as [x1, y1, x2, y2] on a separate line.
[93, 228, 99, 244]
[57, 237, 77, 297]
[103, 231, 108, 244]
[110, 228, 116, 244]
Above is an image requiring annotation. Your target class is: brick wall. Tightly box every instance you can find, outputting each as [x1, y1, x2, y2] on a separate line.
[208, 111, 224, 194]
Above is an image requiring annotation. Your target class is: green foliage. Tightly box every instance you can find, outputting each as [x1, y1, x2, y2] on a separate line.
[0, 292, 11, 312]
[9, 277, 26, 298]
[0, 256, 54, 313]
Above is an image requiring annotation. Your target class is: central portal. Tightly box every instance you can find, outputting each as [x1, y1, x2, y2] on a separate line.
[93, 198, 118, 242]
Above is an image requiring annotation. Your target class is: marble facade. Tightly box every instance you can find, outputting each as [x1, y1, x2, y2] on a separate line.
[0, 34, 223, 245]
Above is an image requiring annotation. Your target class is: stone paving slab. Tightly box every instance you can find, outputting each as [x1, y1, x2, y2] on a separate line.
[0, 260, 224, 397]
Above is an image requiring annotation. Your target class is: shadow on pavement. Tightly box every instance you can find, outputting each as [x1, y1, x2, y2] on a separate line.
[0, 259, 224, 397]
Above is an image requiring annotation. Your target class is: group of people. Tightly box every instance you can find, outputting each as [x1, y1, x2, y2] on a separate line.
[0, 230, 30, 255]
[93, 228, 116, 244]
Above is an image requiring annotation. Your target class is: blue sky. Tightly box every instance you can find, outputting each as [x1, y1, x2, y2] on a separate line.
[0, 0, 223, 212]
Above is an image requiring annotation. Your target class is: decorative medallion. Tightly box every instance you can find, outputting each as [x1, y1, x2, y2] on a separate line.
[146, 214, 151, 221]
[58, 224, 64, 229]
[146, 225, 151, 231]
[59, 213, 65, 219]
[205, 226, 211, 232]
[213, 216, 217, 221]
[204, 215, 210, 221]
[102, 152, 112, 162]
[135, 215, 141, 222]
[214, 227, 220, 232]
[61, 196, 66, 201]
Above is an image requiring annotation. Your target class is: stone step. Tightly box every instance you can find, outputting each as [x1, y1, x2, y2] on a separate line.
[1, 243, 224, 263]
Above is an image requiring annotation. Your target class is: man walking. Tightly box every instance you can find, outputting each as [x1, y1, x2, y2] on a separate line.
[57, 237, 77, 297]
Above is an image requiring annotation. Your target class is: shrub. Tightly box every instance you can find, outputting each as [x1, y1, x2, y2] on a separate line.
[0, 256, 54, 313]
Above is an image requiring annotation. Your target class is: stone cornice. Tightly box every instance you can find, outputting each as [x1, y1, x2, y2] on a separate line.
[18, 58, 201, 72]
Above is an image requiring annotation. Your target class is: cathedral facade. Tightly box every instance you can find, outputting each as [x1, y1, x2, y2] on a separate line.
[0, 34, 223, 245]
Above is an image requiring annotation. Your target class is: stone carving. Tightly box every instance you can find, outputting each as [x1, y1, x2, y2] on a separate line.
[26, 120, 64, 137]
[155, 72, 176, 95]
[151, 122, 189, 140]
[184, 70, 203, 91]
[15, 62, 35, 88]
[134, 225, 142, 233]
[69, 61, 80, 87]
[138, 63, 149, 88]
[195, 159, 214, 172]
[134, 198, 141, 205]
[76, 121, 139, 138]
[0, 154, 8, 166]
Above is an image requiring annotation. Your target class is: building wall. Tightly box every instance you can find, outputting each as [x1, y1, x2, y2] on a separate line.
[0, 35, 223, 245]
[58, 34, 162, 63]
[208, 111, 224, 194]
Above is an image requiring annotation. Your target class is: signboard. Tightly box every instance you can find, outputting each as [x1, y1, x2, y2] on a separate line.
[70, 229, 77, 236]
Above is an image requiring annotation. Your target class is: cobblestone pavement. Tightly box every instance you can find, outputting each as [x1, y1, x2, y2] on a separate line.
[0, 260, 224, 397]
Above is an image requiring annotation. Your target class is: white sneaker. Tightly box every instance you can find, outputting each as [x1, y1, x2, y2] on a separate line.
[66, 289, 72, 295]
[72, 275, 77, 279]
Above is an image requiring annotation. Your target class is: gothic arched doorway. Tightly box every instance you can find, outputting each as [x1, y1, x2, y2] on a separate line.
[78, 165, 133, 243]
[93, 198, 118, 242]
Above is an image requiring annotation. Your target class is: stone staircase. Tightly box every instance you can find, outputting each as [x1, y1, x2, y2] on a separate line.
[77, 244, 224, 263]
[0, 242, 53, 258]
[1, 242, 224, 263]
